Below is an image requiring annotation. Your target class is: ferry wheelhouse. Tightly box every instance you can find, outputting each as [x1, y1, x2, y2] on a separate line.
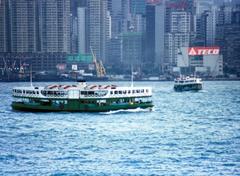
[174, 76, 203, 91]
[12, 82, 153, 112]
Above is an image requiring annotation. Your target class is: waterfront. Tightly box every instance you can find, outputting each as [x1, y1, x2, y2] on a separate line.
[0, 81, 239, 175]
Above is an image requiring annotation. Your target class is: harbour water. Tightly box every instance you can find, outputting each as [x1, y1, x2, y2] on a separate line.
[0, 81, 239, 175]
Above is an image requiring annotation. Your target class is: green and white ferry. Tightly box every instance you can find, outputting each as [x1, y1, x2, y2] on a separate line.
[174, 76, 203, 91]
[12, 81, 153, 112]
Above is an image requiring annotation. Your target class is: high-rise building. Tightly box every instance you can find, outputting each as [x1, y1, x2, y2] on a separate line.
[0, 0, 71, 53]
[10, 0, 38, 52]
[70, 14, 78, 54]
[145, 4, 156, 70]
[204, 8, 217, 46]
[39, 0, 70, 53]
[122, 32, 143, 70]
[195, 0, 217, 46]
[78, 7, 86, 53]
[216, 4, 240, 75]
[196, 0, 214, 16]
[111, 0, 131, 37]
[130, 0, 146, 15]
[155, 2, 166, 69]
[107, 36, 122, 70]
[0, 0, 10, 52]
[0, 0, 71, 72]
[88, 0, 109, 62]
[165, 11, 191, 66]
[145, 1, 166, 73]
[196, 7, 217, 46]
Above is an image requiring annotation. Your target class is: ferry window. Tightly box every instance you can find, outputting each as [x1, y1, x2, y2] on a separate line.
[132, 90, 135, 93]
[141, 89, 144, 93]
[136, 90, 140, 93]
[119, 91, 122, 94]
[128, 90, 131, 94]
[114, 91, 118, 94]
[110, 91, 113, 94]
[123, 91, 126, 94]
[146, 89, 149, 93]
[88, 91, 94, 95]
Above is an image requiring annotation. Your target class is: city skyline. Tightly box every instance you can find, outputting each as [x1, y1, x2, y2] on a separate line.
[0, 0, 239, 81]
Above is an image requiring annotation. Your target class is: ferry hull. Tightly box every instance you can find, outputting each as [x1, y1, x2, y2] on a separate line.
[174, 83, 202, 92]
[12, 101, 153, 112]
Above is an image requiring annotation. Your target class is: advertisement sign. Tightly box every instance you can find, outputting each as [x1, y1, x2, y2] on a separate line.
[72, 64, 78, 71]
[56, 64, 66, 71]
[188, 47, 220, 56]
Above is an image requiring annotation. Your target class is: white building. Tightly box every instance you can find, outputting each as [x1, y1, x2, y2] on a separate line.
[176, 47, 223, 76]
[77, 7, 86, 53]
[165, 11, 191, 66]
[203, 55, 223, 76]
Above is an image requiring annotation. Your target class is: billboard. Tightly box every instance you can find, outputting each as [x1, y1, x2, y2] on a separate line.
[188, 47, 220, 56]
[67, 54, 93, 63]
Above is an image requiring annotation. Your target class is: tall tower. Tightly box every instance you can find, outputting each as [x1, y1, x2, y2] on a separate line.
[10, 0, 38, 52]
[78, 7, 86, 53]
[39, 0, 70, 53]
[165, 11, 191, 66]
[196, 3, 217, 46]
[88, 0, 109, 62]
[130, 0, 146, 15]
[0, 0, 9, 52]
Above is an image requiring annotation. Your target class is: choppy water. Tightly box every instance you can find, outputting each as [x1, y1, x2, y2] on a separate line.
[0, 81, 240, 175]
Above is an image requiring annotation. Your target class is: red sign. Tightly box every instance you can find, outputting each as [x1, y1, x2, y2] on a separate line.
[188, 47, 220, 56]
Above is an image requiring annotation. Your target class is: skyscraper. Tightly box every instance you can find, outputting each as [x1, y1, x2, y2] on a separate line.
[165, 11, 191, 66]
[111, 0, 131, 37]
[88, 0, 109, 62]
[196, 4, 217, 46]
[78, 7, 86, 54]
[145, 4, 156, 70]
[216, 4, 240, 75]
[145, 1, 166, 73]
[122, 32, 143, 70]
[0, 0, 71, 72]
[10, 0, 38, 52]
[0, 0, 71, 53]
[39, 0, 70, 53]
[130, 0, 146, 15]
[155, 2, 166, 69]
[0, 0, 10, 52]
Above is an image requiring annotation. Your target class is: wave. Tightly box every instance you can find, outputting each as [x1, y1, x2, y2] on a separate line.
[100, 107, 154, 115]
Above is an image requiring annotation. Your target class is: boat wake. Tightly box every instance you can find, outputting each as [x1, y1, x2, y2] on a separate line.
[100, 107, 154, 115]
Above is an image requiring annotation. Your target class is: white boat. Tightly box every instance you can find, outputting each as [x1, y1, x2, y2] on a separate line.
[11, 81, 153, 112]
[174, 76, 203, 91]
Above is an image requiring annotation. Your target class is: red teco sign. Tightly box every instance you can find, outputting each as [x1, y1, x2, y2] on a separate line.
[188, 47, 220, 56]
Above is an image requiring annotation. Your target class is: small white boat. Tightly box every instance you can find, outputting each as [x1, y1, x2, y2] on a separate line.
[174, 76, 203, 91]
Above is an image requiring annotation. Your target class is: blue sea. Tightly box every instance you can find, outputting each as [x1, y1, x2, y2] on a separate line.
[0, 81, 240, 175]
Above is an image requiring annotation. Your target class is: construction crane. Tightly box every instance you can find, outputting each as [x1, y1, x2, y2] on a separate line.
[90, 47, 106, 77]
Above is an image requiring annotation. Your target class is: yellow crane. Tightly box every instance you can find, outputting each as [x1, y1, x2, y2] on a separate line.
[90, 47, 106, 77]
